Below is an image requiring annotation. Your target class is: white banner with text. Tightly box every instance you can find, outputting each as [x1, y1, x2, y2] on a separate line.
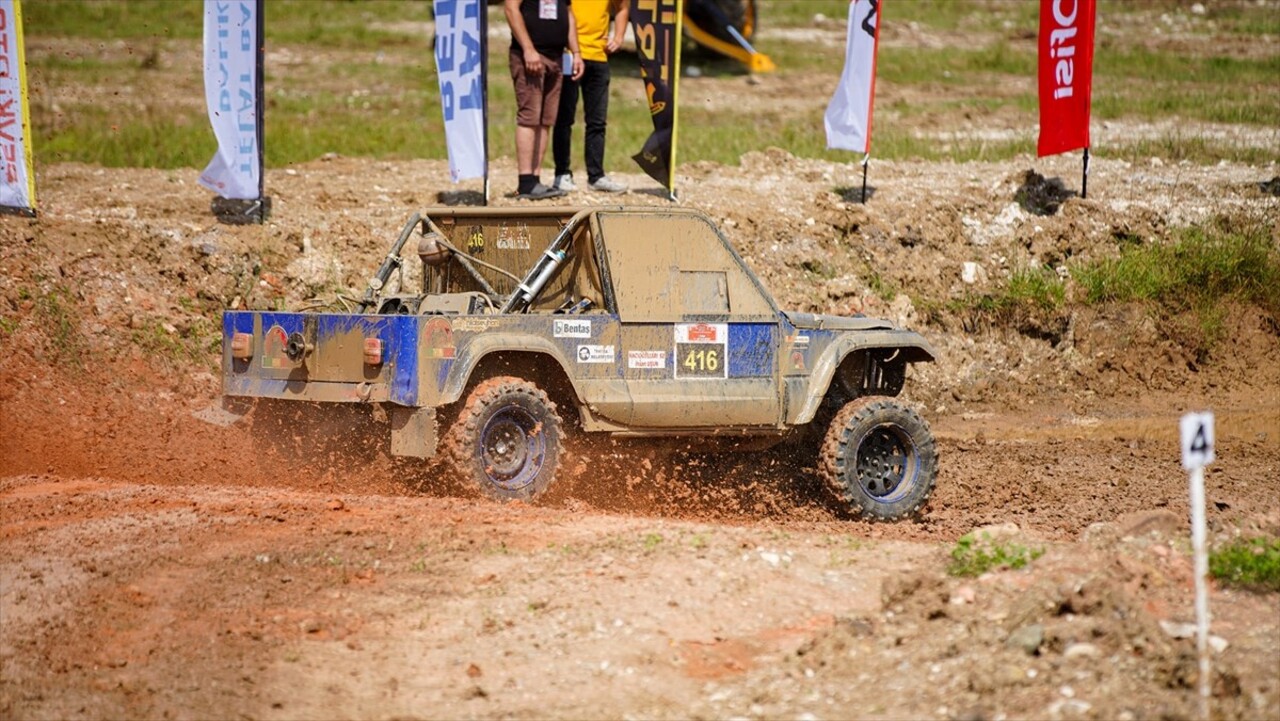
[199, 0, 262, 199]
[435, 0, 486, 182]
[0, 0, 35, 214]
[825, 0, 882, 154]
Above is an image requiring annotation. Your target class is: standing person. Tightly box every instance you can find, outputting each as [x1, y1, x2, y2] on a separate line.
[552, 0, 629, 193]
[506, 0, 584, 200]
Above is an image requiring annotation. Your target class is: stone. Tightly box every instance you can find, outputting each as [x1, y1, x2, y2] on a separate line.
[1117, 510, 1182, 539]
[974, 522, 1022, 540]
[1064, 642, 1100, 659]
[1006, 624, 1044, 655]
[1159, 620, 1196, 639]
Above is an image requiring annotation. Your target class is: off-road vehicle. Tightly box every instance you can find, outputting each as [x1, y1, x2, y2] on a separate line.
[222, 207, 938, 520]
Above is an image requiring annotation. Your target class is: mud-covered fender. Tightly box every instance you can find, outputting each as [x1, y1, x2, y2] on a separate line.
[791, 329, 936, 425]
[434, 332, 583, 407]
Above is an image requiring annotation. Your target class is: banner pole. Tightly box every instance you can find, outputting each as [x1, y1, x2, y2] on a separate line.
[668, 0, 684, 202]
[1081, 146, 1089, 200]
[481, 0, 490, 206]
[861, 153, 869, 204]
[14, 0, 36, 216]
[255, 0, 265, 220]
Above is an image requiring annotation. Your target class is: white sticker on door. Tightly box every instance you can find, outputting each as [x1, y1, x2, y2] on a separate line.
[554, 319, 591, 338]
[576, 344, 614, 364]
[628, 350, 666, 369]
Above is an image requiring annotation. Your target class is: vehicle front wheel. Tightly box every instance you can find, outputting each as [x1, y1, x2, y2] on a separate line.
[442, 376, 562, 502]
[819, 396, 937, 521]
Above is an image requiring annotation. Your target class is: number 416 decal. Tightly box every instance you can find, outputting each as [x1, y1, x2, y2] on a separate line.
[674, 323, 728, 379]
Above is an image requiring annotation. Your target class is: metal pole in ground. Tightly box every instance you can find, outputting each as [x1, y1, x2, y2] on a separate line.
[1082, 146, 1090, 199]
[861, 154, 869, 204]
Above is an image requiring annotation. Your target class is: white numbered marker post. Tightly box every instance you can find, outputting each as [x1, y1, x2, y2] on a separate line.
[1179, 411, 1215, 721]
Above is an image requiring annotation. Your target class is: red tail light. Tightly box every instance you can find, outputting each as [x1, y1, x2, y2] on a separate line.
[363, 337, 384, 366]
[231, 332, 253, 360]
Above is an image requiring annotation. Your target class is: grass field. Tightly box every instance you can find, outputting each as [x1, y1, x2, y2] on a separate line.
[23, 0, 1280, 170]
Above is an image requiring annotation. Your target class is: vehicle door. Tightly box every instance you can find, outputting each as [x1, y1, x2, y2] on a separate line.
[596, 211, 780, 428]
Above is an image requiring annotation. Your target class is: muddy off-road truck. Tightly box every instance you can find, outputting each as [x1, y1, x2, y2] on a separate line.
[221, 207, 938, 520]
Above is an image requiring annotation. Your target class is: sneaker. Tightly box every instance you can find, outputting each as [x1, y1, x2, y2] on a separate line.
[553, 173, 577, 191]
[516, 182, 567, 201]
[589, 175, 628, 193]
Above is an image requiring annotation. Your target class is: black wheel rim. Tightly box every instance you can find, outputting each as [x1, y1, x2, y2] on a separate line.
[854, 424, 917, 501]
[479, 405, 545, 491]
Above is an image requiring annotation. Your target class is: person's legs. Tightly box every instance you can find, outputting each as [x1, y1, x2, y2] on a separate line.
[516, 125, 538, 175]
[552, 74, 580, 180]
[580, 60, 610, 184]
[510, 49, 545, 192]
[534, 126, 550, 174]
[531, 65, 563, 186]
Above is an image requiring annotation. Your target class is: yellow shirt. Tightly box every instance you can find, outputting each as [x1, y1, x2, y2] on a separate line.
[574, 0, 615, 63]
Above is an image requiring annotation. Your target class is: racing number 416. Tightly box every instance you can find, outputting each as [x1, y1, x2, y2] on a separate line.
[683, 348, 719, 373]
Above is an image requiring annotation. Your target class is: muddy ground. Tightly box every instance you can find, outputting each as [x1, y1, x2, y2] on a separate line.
[1, 148, 1276, 720]
[3, 11, 1280, 720]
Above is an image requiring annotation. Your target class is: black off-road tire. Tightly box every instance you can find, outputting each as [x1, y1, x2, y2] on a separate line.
[819, 396, 937, 521]
[441, 376, 562, 503]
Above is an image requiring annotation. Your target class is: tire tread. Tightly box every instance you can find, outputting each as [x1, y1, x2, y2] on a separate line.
[438, 376, 562, 502]
[818, 396, 937, 521]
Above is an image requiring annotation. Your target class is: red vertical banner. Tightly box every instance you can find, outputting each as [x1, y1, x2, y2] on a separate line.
[1037, 0, 1096, 157]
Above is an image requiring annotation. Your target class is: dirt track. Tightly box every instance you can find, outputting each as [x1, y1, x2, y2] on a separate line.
[2, 410, 1279, 720]
[2, 98, 1279, 721]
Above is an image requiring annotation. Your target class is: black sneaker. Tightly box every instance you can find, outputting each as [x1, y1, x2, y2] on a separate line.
[516, 182, 567, 200]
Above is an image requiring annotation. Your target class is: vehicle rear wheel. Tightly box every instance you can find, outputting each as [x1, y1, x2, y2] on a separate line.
[442, 376, 562, 502]
[819, 396, 937, 521]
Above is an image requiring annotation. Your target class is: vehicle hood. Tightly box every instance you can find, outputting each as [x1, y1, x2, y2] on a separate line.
[782, 311, 896, 331]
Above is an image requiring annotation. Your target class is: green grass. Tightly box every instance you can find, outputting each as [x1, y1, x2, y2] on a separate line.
[1210, 537, 1280, 593]
[948, 532, 1044, 577]
[23, 0, 203, 40]
[23, 0, 434, 44]
[1076, 218, 1280, 355]
[951, 219, 1278, 351]
[953, 266, 1066, 326]
[27, 284, 87, 369]
[1073, 220, 1280, 314]
[1094, 49, 1280, 126]
[758, 0, 1036, 32]
[129, 315, 216, 365]
[23, 0, 1280, 169]
[641, 532, 664, 551]
[1008, 266, 1066, 312]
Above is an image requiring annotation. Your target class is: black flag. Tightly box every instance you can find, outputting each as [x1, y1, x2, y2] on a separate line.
[630, 0, 681, 192]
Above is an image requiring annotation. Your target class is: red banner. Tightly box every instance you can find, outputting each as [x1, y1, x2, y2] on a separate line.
[1037, 0, 1095, 157]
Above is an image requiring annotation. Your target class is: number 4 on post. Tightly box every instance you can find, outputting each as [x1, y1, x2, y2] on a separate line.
[1180, 412, 1215, 471]
[1179, 410, 1215, 721]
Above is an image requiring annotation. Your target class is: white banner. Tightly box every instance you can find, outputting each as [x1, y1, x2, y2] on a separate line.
[434, 0, 485, 182]
[0, 0, 35, 213]
[825, 0, 881, 154]
[200, 0, 261, 199]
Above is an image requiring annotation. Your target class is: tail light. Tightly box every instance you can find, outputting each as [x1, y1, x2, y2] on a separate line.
[231, 332, 253, 360]
[363, 337, 384, 366]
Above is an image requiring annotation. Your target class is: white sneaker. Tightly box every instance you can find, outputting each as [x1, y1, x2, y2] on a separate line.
[553, 173, 577, 191]
[589, 176, 628, 193]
